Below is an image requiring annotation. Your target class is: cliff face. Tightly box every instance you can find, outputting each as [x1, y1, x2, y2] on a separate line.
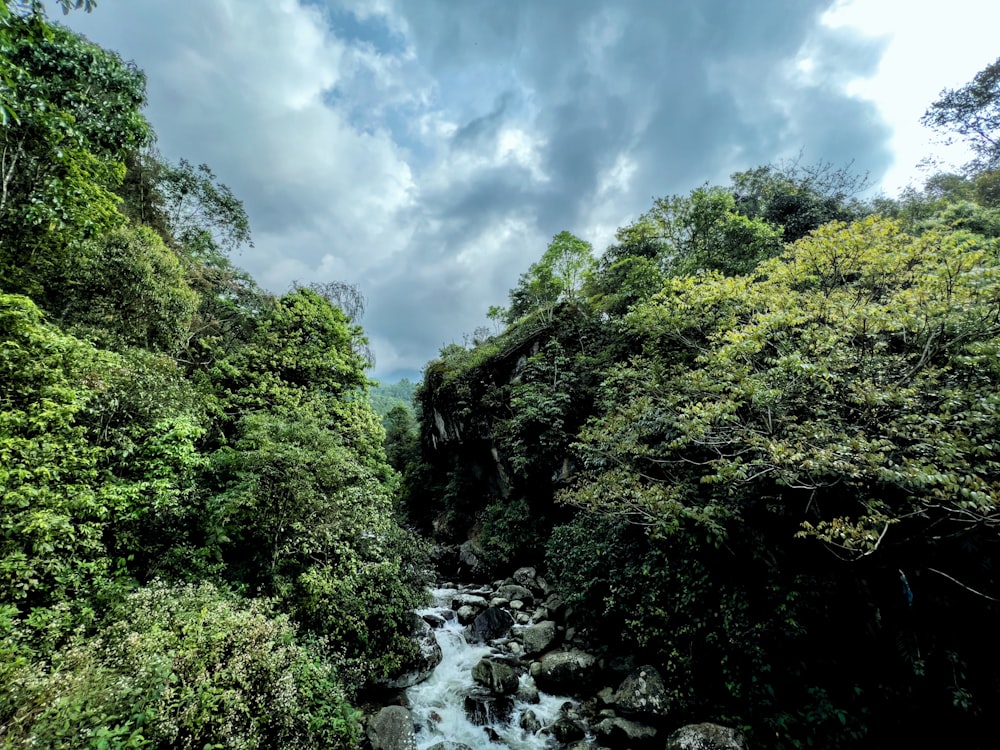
[408, 308, 599, 559]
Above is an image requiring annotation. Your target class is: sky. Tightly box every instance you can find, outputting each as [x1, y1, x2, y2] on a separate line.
[60, 0, 1000, 381]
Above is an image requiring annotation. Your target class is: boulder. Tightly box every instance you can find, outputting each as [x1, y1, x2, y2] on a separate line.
[450, 593, 489, 610]
[427, 743, 473, 750]
[530, 650, 599, 695]
[519, 709, 542, 733]
[517, 620, 558, 656]
[456, 605, 479, 625]
[548, 716, 587, 744]
[472, 657, 519, 695]
[613, 664, 669, 719]
[468, 606, 514, 643]
[544, 594, 567, 621]
[512, 566, 538, 588]
[367, 706, 416, 750]
[464, 693, 513, 725]
[497, 584, 534, 606]
[595, 716, 658, 746]
[458, 540, 490, 578]
[421, 612, 447, 629]
[382, 614, 442, 689]
[664, 723, 747, 750]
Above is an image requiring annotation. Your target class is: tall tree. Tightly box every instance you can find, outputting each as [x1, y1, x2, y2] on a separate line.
[923, 56, 1000, 171]
[0, 12, 150, 302]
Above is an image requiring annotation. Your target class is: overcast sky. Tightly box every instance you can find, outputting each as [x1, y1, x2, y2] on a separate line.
[61, 0, 1000, 381]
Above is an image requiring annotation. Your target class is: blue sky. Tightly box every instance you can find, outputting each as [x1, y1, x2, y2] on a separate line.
[60, 0, 1000, 380]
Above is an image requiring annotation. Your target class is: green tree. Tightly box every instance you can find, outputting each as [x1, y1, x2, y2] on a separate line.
[0, 12, 150, 302]
[506, 231, 596, 322]
[923, 56, 1000, 171]
[60, 226, 198, 353]
[383, 403, 418, 473]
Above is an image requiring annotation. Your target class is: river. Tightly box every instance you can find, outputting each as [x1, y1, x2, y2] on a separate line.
[407, 587, 579, 749]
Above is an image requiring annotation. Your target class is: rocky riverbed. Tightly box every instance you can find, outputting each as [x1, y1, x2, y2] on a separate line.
[364, 566, 748, 750]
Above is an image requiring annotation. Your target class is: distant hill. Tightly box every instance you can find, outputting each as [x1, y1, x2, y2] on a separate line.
[370, 378, 417, 419]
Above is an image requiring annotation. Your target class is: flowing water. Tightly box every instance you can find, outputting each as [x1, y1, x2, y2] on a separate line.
[407, 587, 576, 749]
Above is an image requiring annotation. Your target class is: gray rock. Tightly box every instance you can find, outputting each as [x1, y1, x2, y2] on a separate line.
[518, 619, 558, 656]
[464, 693, 513, 725]
[519, 709, 542, 733]
[450, 593, 489, 610]
[367, 706, 416, 750]
[468, 606, 514, 643]
[544, 594, 567, 621]
[516, 612, 531, 625]
[456, 605, 479, 624]
[596, 716, 658, 746]
[664, 723, 748, 750]
[613, 664, 670, 719]
[427, 743, 473, 750]
[421, 612, 447, 629]
[548, 716, 587, 744]
[497, 584, 534, 606]
[472, 657, 520, 695]
[382, 615, 442, 689]
[530, 650, 599, 695]
[458, 540, 490, 578]
[512, 566, 538, 588]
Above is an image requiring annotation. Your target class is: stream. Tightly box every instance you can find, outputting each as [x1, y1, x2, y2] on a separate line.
[406, 587, 581, 749]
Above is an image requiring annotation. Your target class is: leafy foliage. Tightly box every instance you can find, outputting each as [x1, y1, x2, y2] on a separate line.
[923, 55, 1000, 171]
[0, 12, 426, 748]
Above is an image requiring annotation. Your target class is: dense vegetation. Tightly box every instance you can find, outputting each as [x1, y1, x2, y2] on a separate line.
[1, 6, 425, 748]
[4, 2, 1000, 748]
[403, 61, 1000, 748]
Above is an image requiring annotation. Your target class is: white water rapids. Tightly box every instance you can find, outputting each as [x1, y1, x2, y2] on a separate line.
[406, 587, 576, 749]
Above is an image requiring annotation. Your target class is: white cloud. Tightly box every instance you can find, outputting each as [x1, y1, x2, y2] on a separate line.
[822, 0, 1000, 190]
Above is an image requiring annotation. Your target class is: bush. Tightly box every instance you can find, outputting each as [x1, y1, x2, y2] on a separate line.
[1, 582, 361, 750]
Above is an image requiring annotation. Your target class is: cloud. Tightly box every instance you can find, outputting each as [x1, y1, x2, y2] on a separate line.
[64, 0, 895, 379]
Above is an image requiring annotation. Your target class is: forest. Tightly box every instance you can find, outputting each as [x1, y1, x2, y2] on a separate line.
[2, 1, 999, 749]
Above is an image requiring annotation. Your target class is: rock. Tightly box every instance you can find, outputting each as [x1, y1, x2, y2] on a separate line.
[518, 619, 558, 656]
[531, 650, 599, 695]
[516, 613, 531, 625]
[596, 686, 615, 706]
[456, 605, 479, 624]
[544, 594, 567, 621]
[367, 706, 416, 750]
[472, 657, 520, 695]
[382, 614, 442, 689]
[596, 716, 658, 746]
[507, 641, 523, 656]
[497, 584, 534, 606]
[512, 566, 538, 588]
[464, 693, 513, 725]
[450, 593, 489, 610]
[510, 599, 525, 611]
[427, 743, 473, 750]
[490, 597, 509, 607]
[548, 716, 586, 744]
[664, 723, 747, 750]
[519, 709, 542, 733]
[468, 606, 514, 643]
[613, 664, 669, 719]
[421, 612, 447, 629]
[458, 540, 490, 579]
